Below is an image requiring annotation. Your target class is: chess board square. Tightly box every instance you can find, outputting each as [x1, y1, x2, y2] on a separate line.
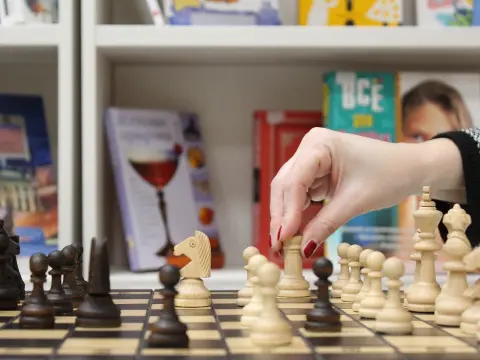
[229, 355, 315, 360]
[141, 347, 226, 357]
[0, 347, 54, 356]
[333, 303, 353, 310]
[145, 329, 221, 341]
[212, 298, 237, 304]
[120, 316, 148, 323]
[0, 338, 60, 347]
[383, 335, 475, 353]
[55, 356, 135, 360]
[307, 336, 385, 347]
[210, 292, 237, 299]
[217, 315, 241, 322]
[57, 338, 139, 356]
[300, 327, 372, 337]
[111, 293, 151, 299]
[220, 322, 243, 330]
[223, 329, 249, 338]
[278, 303, 314, 309]
[115, 303, 151, 310]
[215, 309, 242, 316]
[176, 309, 214, 316]
[276, 296, 314, 304]
[213, 303, 241, 309]
[185, 322, 219, 331]
[70, 330, 141, 338]
[113, 299, 150, 305]
[119, 310, 147, 317]
[226, 336, 311, 355]
[413, 314, 436, 321]
[148, 315, 215, 324]
[8, 321, 71, 330]
[280, 308, 311, 315]
[0, 329, 68, 339]
[315, 346, 397, 355]
[76, 323, 144, 331]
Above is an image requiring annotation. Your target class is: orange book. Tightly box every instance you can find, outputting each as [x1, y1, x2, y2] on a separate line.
[253, 110, 324, 268]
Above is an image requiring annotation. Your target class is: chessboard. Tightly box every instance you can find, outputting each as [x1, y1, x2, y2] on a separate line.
[0, 289, 477, 360]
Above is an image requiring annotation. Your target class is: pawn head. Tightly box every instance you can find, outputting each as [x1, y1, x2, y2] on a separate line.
[242, 246, 259, 263]
[159, 264, 181, 288]
[347, 244, 362, 261]
[359, 249, 374, 266]
[247, 254, 268, 273]
[48, 250, 65, 269]
[383, 256, 404, 279]
[313, 257, 333, 279]
[337, 243, 350, 258]
[30, 252, 49, 275]
[61, 245, 78, 265]
[257, 262, 280, 287]
[366, 251, 386, 271]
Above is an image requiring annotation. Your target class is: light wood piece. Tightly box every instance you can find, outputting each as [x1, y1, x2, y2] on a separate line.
[352, 249, 374, 312]
[359, 251, 385, 319]
[241, 254, 268, 328]
[277, 236, 310, 299]
[341, 244, 363, 302]
[331, 243, 350, 298]
[237, 246, 260, 307]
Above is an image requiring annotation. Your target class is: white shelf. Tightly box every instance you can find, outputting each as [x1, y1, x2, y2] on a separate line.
[95, 26, 480, 68]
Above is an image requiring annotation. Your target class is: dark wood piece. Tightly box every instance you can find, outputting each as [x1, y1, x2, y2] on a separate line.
[304, 257, 341, 332]
[75, 237, 121, 328]
[0, 232, 19, 310]
[61, 245, 84, 306]
[9, 235, 25, 300]
[19, 253, 55, 328]
[47, 250, 74, 315]
[148, 264, 189, 348]
[72, 243, 88, 292]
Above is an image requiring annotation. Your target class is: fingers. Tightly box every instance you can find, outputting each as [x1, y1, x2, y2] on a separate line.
[300, 191, 357, 258]
[281, 145, 330, 243]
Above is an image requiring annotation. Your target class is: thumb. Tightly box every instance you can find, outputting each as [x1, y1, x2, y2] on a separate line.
[300, 194, 357, 258]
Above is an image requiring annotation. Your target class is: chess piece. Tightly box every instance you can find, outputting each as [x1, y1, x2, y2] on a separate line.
[9, 235, 25, 300]
[47, 250, 74, 315]
[250, 262, 292, 347]
[148, 264, 189, 348]
[75, 237, 121, 328]
[341, 244, 363, 302]
[241, 254, 268, 328]
[359, 251, 386, 319]
[460, 247, 480, 334]
[435, 204, 472, 326]
[406, 186, 442, 313]
[331, 243, 350, 298]
[375, 257, 413, 335]
[0, 232, 19, 310]
[277, 236, 310, 300]
[61, 245, 84, 306]
[304, 257, 341, 332]
[404, 229, 421, 307]
[173, 231, 211, 308]
[352, 248, 374, 312]
[19, 253, 55, 328]
[237, 246, 260, 307]
[72, 243, 89, 292]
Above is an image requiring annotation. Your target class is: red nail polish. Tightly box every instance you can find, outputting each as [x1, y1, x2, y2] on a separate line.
[303, 241, 317, 258]
[268, 235, 272, 248]
[277, 226, 282, 241]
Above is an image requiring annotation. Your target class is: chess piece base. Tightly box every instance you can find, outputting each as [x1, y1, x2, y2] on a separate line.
[304, 320, 341, 333]
[405, 283, 440, 313]
[276, 296, 311, 303]
[19, 315, 54, 329]
[175, 297, 211, 308]
[305, 307, 341, 332]
[47, 293, 74, 315]
[340, 291, 358, 303]
[330, 288, 343, 298]
[277, 289, 310, 298]
[236, 296, 250, 307]
[75, 294, 121, 328]
[406, 303, 435, 313]
[359, 306, 383, 319]
[250, 326, 292, 347]
[175, 278, 211, 308]
[460, 321, 477, 335]
[375, 320, 413, 335]
[147, 331, 189, 348]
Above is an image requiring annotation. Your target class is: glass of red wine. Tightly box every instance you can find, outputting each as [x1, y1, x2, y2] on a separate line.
[128, 143, 183, 257]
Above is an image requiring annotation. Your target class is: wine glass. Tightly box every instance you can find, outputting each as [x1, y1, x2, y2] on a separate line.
[128, 143, 182, 257]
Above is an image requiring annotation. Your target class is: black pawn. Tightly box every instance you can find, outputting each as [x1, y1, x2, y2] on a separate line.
[19, 253, 55, 328]
[304, 257, 341, 332]
[72, 243, 88, 292]
[61, 245, 84, 306]
[0, 233, 19, 310]
[148, 264, 188, 348]
[9, 235, 25, 300]
[47, 250, 74, 315]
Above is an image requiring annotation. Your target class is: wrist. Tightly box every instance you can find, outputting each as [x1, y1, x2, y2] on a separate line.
[415, 138, 465, 202]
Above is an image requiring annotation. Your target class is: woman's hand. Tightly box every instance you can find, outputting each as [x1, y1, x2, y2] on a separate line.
[269, 127, 463, 258]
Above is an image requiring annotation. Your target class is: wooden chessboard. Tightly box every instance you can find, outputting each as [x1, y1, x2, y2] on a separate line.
[0, 289, 477, 359]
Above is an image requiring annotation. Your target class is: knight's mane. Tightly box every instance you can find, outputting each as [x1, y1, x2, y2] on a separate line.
[195, 230, 211, 277]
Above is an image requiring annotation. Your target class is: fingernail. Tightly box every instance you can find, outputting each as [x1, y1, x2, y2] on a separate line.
[303, 240, 317, 258]
[268, 235, 272, 248]
[277, 226, 282, 241]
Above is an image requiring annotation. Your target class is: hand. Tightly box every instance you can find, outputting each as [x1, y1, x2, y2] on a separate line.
[269, 128, 463, 258]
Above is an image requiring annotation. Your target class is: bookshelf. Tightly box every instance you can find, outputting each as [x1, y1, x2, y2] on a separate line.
[81, 0, 480, 288]
[3, 0, 80, 281]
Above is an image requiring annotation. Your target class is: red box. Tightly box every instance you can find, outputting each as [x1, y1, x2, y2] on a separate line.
[253, 110, 324, 268]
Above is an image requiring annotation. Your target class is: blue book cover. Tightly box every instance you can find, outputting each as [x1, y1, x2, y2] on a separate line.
[0, 94, 57, 257]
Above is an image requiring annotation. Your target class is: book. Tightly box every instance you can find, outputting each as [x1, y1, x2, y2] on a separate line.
[0, 94, 57, 257]
[298, 0, 403, 26]
[323, 71, 480, 272]
[253, 110, 324, 268]
[105, 107, 224, 272]
[416, 0, 478, 27]
[162, 0, 281, 25]
[0, 0, 58, 25]
[135, 0, 165, 25]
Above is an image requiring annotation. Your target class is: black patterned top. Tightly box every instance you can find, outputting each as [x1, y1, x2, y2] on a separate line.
[432, 128, 480, 248]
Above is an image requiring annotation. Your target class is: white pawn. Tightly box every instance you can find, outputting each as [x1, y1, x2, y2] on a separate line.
[237, 246, 260, 306]
[331, 243, 350, 298]
[360, 251, 386, 319]
[250, 262, 292, 348]
[375, 257, 413, 335]
[241, 254, 268, 328]
[341, 244, 363, 302]
[352, 249, 374, 312]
